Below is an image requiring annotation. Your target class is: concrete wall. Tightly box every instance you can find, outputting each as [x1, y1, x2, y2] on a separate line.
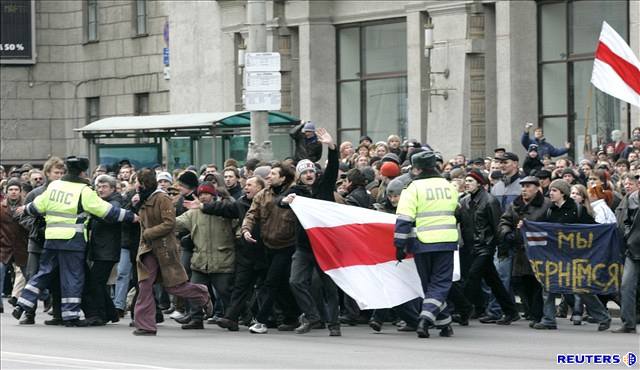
[0, 0, 169, 165]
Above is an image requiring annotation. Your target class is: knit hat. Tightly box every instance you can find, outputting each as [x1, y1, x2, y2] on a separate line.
[302, 121, 316, 132]
[253, 166, 272, 179]
[380, 162, 401, 178]
[386, 178, 405, 196]
[156, 171, 173, 183]
[550, 179, 571, 198]
[380, 153, 401, 165]
[561, 168, 576, 178]
[466, 169, 486, 185]
[359, 135, 373, 144]
[177, 171, 199, 190]
[528, 144, 539, 152]
[6, 178, 22, 190]
[296, 159, 317, 175]
[197, 182, 217, 196]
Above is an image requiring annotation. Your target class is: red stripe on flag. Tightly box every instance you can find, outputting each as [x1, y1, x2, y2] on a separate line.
[595, 41, 640, 95]
[527, 236, 546, 242]
[305, 223, 398, 271]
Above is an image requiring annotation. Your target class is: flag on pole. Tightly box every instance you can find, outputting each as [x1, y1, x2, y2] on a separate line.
[289, 196, 459, 310]
[590, 21, 640, 107]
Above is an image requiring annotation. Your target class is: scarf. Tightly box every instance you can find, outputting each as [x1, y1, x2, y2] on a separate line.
[138, 186, 156, 205]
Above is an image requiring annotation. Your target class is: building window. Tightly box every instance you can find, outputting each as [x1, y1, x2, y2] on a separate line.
[135, 93, 149, 115]
[537, 0, 629, 159]
[337, 19, 407, 144]
[86, 0, 98, 41]
[87, 97, 100, 124]
[135, 0, 147, 35]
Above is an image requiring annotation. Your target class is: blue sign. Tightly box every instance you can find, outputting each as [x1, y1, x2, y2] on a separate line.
[163, 47, 169, 66]
[521, 220, 623, 295]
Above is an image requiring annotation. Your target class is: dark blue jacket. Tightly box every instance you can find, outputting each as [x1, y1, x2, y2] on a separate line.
[521, 132, 568, 158]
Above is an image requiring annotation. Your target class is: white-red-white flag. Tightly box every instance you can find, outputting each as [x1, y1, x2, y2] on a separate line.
[591, 21, 640, 107]
[290, 196, 459, 310]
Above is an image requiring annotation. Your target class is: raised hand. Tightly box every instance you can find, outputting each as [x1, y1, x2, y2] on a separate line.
[316, 127, 334, 147]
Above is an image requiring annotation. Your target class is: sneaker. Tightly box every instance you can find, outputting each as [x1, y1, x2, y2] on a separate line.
[169, 310, 185, 320]
[132, 328, 156, 336]
[207, 315, 223, 325]
[478, 315, 499, 324]
[597, 320, 611, 332]
[249, 322, 268, 334]
[532, 322, 557, 330]
[295, 320, 320, 334]
[368, 320, 383, 332]
[328, 324, 341, 337]
[496, 312, 521, 325]
[397, 324, 417, 332]
[216, 317, 240, 332]
[181, 320, 204, 330]
[162, 306, 175, 315]
[44, 317, 64, 326]
[611, 326, 636, 333]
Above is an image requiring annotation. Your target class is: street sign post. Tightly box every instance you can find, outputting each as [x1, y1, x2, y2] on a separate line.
[243, 52, 281, 111]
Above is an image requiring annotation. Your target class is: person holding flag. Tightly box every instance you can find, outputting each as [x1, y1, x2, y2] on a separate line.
[394, 150, 459, 339]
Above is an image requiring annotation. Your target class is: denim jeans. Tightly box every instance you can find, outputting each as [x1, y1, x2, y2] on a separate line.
[485, 253, 514, 318]
[113, 248, 132, 311]
[620, 256, 640, 329]
[542, 291, 610, 327]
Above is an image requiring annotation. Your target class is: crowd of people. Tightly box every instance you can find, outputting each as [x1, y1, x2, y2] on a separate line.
[0, 121, 638, 337]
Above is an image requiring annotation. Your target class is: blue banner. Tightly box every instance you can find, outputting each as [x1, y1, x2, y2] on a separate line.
[521, 220, 623, 295]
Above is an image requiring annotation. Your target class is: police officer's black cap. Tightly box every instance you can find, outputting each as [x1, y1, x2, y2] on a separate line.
[65, 156, 90, 172]
[520, 176, 540, 186]
[411, 150, 437, 169]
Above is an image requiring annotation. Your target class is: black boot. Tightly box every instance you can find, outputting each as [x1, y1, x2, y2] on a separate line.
[439, 325, 454, 337]
[416, 318, 430, 338]
[44, 317, 64, 326]
[12, 306, 25, 320]
[19, 312, 36, 325]
[181, 320, 204, 330]
[64, 319, 89, 327]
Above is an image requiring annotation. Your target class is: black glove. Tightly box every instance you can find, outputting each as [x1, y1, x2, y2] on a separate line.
[396, 248, 406, 263]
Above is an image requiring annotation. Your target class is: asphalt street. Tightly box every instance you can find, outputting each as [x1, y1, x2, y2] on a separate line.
[1, 304, 638, 369]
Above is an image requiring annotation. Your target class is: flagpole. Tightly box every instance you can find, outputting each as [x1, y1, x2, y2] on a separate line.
[583, 85, 593, 157]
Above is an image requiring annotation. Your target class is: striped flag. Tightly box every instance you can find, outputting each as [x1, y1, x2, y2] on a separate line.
[590, 21, 640, 107]
[525, 231, 548, 247]
[289, 196, 459, 310]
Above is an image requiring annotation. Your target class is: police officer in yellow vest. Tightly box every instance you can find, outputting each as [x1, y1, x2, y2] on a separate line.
[13, 156, 137, 327]
[395, 150, 458, 339]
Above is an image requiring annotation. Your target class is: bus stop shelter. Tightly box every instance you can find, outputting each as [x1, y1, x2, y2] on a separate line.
[75, 111, 300, 170]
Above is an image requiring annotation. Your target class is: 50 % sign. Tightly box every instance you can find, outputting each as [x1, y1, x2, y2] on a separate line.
[1, 43, 25, 51]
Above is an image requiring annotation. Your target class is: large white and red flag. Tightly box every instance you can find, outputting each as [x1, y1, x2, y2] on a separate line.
[289, 196, 459, 310]
[591, 21, 640, 107]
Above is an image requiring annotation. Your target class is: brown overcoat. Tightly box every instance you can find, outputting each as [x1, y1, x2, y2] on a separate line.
[0, 199, 28, 266]
[136, 191, 188, 287]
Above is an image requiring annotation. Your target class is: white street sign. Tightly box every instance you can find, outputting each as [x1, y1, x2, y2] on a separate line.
[245, 52, 280, 72]
[245, 72, 281, 92]
[244, 91, 281, 111]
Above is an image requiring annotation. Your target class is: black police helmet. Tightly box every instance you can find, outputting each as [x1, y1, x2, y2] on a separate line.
[411, 150, 437, 170]
[65, 156, 90, 173]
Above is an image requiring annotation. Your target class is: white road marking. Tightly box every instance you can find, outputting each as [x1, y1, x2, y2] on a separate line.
[1, 352, 171, 369]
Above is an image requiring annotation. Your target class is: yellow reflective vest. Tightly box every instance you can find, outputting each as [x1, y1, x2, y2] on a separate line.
[31, 180, 112, 241]
[396, 177, 459, 244]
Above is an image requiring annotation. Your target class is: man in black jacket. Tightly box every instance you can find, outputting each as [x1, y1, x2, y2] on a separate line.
[290, 121, 322, 163]
[499, 176, 551, 326]
[533, 179, 611, 331]
[612, 174, 639, 333]
[457, 170, 520, 325]
[281, 128, 342, 336]
[83, 175, 123, 326]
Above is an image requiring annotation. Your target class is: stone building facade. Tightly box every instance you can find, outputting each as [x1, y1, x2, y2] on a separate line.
[1, 0, 169, 166]
[1, 0, 639, 167]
